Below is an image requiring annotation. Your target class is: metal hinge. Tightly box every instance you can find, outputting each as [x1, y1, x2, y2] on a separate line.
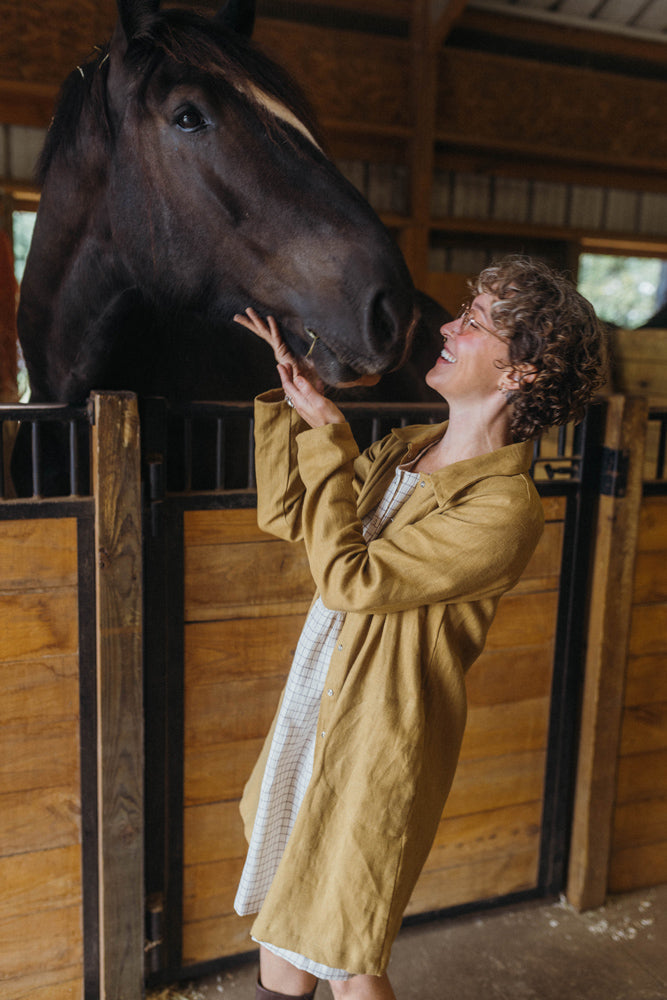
[600, 446, 629, 498]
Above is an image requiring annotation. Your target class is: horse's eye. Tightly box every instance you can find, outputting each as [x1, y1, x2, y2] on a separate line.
[175, 106, 207, 132]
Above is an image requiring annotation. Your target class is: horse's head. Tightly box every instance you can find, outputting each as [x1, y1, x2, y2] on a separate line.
[97, 0, 415, 386]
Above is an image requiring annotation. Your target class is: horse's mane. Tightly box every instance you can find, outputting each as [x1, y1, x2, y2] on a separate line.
[37, 49, 111, 185]
[37, 8, 326, 186]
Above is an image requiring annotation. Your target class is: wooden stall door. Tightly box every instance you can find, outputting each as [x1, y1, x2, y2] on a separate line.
[177, 493, 575, 970]
[0, 516, 85, 1000]
[609, 492, 667, 891]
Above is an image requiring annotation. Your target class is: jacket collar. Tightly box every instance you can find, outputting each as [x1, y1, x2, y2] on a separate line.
[391, 422, 535, 507]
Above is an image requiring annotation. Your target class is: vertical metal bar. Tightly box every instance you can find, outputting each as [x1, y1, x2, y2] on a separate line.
[538, 402, 605, 894]
[216, 417, 225, 491]
[657, 413, 666, 480]
[69, 419, 79, 496]
[184, 417, 193, 492]
[31, 421, 41, 497]
[247, 416, 256, 489]
[0, 418, 5, 498]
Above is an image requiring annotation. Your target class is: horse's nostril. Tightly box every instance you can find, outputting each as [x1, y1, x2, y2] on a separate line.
[369, 290, 400, 352]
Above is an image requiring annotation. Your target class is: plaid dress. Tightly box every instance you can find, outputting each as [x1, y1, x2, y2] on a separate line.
[234, 462, 421, 979]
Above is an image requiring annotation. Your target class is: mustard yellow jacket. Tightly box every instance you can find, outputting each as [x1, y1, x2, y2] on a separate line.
[240, 390, 544, 976]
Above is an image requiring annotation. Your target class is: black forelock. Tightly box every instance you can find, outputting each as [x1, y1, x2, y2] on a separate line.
[38, 5, 327, 188]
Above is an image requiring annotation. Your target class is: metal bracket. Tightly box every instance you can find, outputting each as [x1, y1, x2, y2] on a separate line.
[600, 446, 629, 498]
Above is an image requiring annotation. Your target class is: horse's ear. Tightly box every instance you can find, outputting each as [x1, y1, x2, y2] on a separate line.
[215, 0, 255, 37]
[116, 0, 161, 41]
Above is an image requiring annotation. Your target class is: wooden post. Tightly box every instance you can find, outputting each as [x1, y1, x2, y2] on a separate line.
[92, 391, 145, 999]
[567, 395, 648, 910]
[402, 0, 470, 287]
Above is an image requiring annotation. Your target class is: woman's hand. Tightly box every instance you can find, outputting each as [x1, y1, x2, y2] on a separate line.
[233, 308, 345, 428]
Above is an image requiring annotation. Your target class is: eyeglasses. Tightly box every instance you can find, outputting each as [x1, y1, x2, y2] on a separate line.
[457, 302, 507, 341]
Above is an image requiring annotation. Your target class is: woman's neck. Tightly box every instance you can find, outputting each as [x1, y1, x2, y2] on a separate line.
[415, 401, 513, 473]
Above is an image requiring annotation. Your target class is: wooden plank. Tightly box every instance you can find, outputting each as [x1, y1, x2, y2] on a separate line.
[611, 797, 667, 853]
[182, 911, 256, 965]
[255, 21, 411, 131]
[405, 847, 540, 916]
[444, 751, 547, 818]
[0, 719, 79, 796]
[0, 518, 77, 590]
[7, 974, 83, 1000]
[183, 801, 247, 867]
[184, 508, 267, 547]
[628, 603, 667, 658]
[0, 589, 79, 663]
[185, 674, 286, 747]
[608, 841, 667, 894]
[0, 655, 79, 728]
[184, 538, 314, 622]
[541, 495, 567, 521]
[184, 615, 304, 684]
[0, 905, 83, 986]
[619, 703, 667, 756]
[91, 392, 143, 1000]
[184, 738, 264, 807]
[615, 750, 667, 806]
[436, 49, 667, 173]
[460, 698, 551, 761]
[637, 497, 667, 551]
[465, 646, 552, 707]
[509, 523, 563, 594]
[0, 843, 81, 921]
[183, 856, 245, 923]
[567, 396, 648, 911]
[483, 590, 559, 650]
[424, 800, 543, 872]
[624, 654, 667, 707]
[632, 552, 667, 603]
[0, 787, 81, 857]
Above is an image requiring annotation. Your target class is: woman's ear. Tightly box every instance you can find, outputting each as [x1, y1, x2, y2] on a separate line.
[499, 363, 537, 394]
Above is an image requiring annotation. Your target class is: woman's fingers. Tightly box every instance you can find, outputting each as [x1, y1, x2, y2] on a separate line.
[278, 365, 345, 428]
[233, 309, 296, 367]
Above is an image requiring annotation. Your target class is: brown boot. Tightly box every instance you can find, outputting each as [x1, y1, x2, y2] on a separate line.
[256, 979, 317, 1000]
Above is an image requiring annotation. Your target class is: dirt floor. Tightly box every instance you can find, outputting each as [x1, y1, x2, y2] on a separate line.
[147, 883, 667, 1000]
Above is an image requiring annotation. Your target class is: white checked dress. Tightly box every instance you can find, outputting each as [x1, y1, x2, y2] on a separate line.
[234, 460, 422, 980]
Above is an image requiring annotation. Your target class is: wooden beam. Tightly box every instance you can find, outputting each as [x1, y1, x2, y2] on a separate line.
[92, 392, 144, 1000]
[458, 8, 667, 69]
[567, 395, 649, 911]
[400, 0, 439, 286]
[431, 0, 469, 47]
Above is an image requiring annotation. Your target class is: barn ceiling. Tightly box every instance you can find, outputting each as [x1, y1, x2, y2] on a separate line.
[468, 0, 667, 44]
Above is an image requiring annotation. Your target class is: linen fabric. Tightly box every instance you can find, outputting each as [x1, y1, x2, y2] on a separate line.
[238, 389, 544, 977]
[235, 464, 421, 980]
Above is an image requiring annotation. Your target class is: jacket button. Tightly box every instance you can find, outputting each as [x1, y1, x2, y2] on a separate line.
[327, 689, 334, 697]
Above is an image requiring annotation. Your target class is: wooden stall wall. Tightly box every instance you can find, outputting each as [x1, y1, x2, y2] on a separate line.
[406, 496, 565, 916]
[180, 495, 565, 967]
[609, 492, 667, 893]
[0, 516, 84, 1000]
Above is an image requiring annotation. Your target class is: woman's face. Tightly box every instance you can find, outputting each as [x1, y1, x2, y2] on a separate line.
[424, 293, 512, 403]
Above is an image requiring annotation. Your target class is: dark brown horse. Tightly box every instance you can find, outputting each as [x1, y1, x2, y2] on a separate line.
[13, 0, 446, 492]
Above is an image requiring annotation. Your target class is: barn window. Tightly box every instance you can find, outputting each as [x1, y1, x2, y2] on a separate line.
[577, 253, 667, 329]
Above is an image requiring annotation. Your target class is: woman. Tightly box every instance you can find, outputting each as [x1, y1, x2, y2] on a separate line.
[232, 256, 607, 1000]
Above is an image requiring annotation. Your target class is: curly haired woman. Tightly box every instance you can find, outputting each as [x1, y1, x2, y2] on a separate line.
[232, 255, 608, 1000]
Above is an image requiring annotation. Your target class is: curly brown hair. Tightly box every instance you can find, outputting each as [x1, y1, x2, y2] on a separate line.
[472, 255, 609, 441]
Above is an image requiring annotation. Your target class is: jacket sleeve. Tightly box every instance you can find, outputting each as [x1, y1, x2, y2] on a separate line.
[254, 390, 310, 541]
[296, 421, 544, 615]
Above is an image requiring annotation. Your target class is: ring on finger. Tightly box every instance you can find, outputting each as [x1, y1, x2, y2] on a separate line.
[285, 394, 295, 408]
